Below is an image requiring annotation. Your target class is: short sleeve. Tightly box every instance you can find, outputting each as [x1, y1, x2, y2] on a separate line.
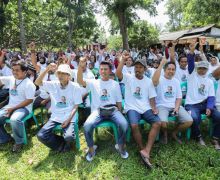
[85, 79, 95, 92]
[25, 82, 36, 100]
[0, 76, 12, 87]
[176, 80, 182, 98]
[73, 85, 83, 105]
[42, 81, 56, 93]
[115, 82, 122, 102]
[121, 73, 130, 84]
[148, 80, 157, 98]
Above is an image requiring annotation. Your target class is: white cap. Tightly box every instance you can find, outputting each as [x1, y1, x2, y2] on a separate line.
[56, 64, 72, 77]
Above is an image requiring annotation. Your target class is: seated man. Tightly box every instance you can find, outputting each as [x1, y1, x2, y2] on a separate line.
[185, 42, 220, 149]
[0, 61, 36, 152]
[152, 58, 192, 144]
[116, 56, 161, 169]
[77, 59, 128, 162]
[35, 64, 82, 152]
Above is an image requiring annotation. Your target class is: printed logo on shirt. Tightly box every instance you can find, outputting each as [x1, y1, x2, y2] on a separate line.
[10, 86, 18, 96]
[181, 74, 187, 82]
[133, 87, 142, 99]
[198, 84, 206, 96]
[56, 96, 68, 108]
[164, 86, 174, 98]
[100, 89, 110, 102]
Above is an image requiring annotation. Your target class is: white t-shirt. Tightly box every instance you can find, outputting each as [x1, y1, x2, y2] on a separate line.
[121, 74, 157, 114]
[72, 69, 95, 107]
[0, 76, 36, 112]
[156, 76, 182, 108]
[0, 65, 12, 89]
[216, 80, 220, 106]
[122, 66, 134, 75]
[175, 67, 188, 83]
[39, 68, 57, 99]
[86, 79, 122, 112]
[0, 65, 12, 76]
[186, 72, 215, 105]
[71, 60, 78, 69]
[145, 68, 156, 79]
[42, 81, 82, 123]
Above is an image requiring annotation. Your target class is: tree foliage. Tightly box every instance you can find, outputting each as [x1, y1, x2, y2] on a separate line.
[97, 0, 160, 50]
[1, 0, 97, 50]
[128, 20, 159, 49]
[165, 0, 220, 32]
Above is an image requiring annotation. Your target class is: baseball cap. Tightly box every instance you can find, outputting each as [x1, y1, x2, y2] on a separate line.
[134, 58, 147, 68]
[197, 61, 209, 69]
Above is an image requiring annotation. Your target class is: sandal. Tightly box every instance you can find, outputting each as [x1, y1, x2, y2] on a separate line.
[140, 152, 153, 169]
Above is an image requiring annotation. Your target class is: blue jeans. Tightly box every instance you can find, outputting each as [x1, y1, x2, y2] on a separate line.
[37, 118, 76, 151]
[84, 110, 128, 148]
[185, 102, 220, 139]
[127, 109, 160, 125]
[0, 107, 29, 144]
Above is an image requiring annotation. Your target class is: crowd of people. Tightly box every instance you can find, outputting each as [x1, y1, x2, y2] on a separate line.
[0, 41, 220, 169]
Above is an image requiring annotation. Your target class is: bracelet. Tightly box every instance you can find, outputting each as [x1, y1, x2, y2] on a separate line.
[31, 50, 36, 53]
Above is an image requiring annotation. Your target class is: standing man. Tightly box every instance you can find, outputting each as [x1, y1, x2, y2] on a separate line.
[116, 55, 161, 169]
[77, 59, 128, 162]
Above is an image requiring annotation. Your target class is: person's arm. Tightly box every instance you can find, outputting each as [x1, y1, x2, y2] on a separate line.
[116, 102, 122, 112]
[187, 43, 197, 74]
[35, 63, 57, 86]
[173, 98, 182, 114]
[115, 53, 129, 81]
[6, 99, 33, 117]
[169, 41, 177, 63]
[149, 97, 158, 114]
[61, 105, 78, 128]
[212, 66, 220, 80]
[77, 58, 87, 87]
[29, 42, 41, 73]
[152, 57, 167, 86]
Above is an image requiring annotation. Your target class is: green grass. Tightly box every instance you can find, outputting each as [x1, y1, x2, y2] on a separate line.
[0, 117, 220, 180]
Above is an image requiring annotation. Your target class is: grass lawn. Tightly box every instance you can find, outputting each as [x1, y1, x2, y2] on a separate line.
[0, 114, 220, 180]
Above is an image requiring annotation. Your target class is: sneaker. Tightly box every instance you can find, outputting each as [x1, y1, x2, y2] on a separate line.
[85, 145, 97, 162]
[197, 137, 206, 146]
[211, 139, 220, 150]
[115, 144, 129, 159]
[12, 144, 23, 153]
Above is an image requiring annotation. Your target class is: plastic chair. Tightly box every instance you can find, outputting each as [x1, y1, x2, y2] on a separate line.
[5, 111, 39, 145]
[52, 112, 80, 150]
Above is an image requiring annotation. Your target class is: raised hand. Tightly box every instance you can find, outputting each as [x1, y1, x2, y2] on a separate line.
[46, 63, 57, 72]
[78, 57, 87, 68]
[29, 42, 35, 51]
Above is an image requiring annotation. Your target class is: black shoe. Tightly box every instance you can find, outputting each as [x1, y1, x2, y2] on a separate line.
[12, 144, 23, 153]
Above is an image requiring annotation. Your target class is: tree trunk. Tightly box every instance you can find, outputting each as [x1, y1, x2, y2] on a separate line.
[18, 0, 27, 53]
[117, 11, 129, 50]
[67, 5, 73, 51]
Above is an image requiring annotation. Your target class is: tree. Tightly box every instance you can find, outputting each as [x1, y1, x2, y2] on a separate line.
[97, 0, 160, 50]
[165, 0, 220, 32]
[165, 0, 184, 32]
[107, 35, 122, 50]
[18, 0, 26, 52]
[183, 0, 220, 27]
[128, 20, 159, 49]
